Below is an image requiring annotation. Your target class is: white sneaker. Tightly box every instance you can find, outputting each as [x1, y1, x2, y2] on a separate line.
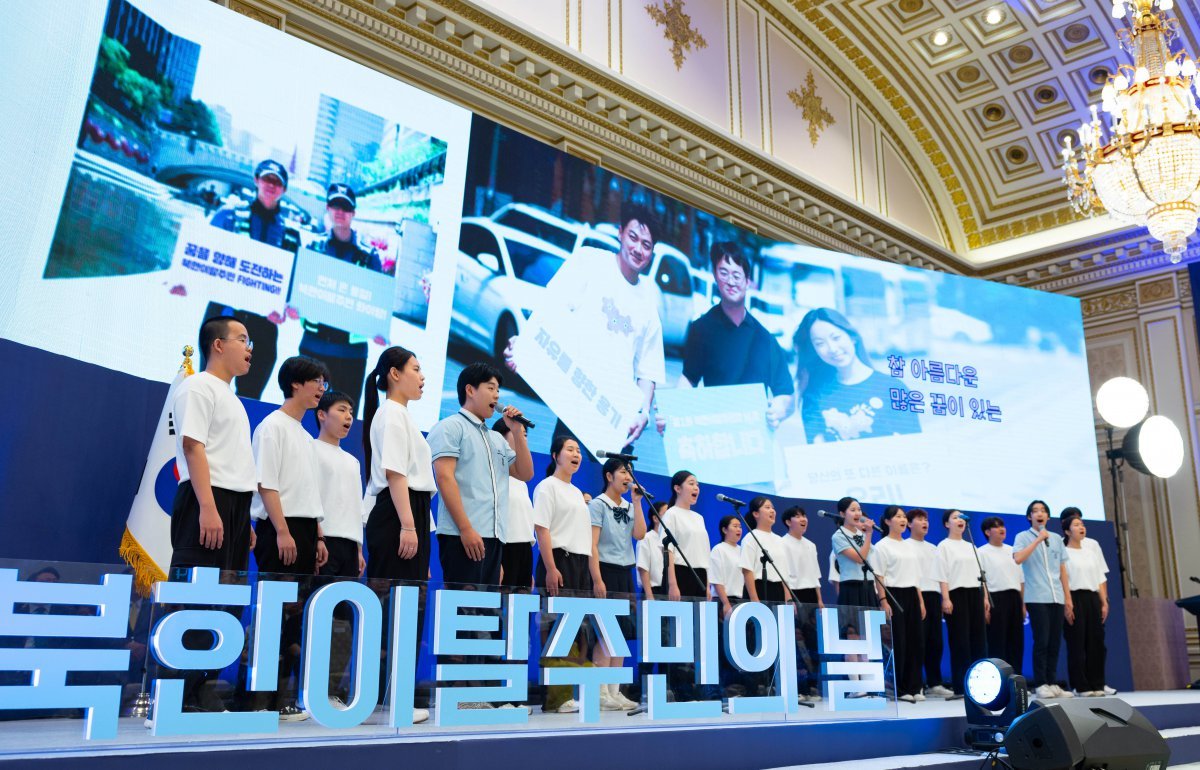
[412, 707, 430, 724]
[600, 693, 624, 711]
[555, 698, 580, 713]
[899, 694, 916, 703]
[1103, 685, 1117, 696]
[498, 703, 533, 714]
[914, 692, 926, 702]
[613, 689, 638, 710]
[329, 696, 347, 709]
[1034, 684, 1057, 700]
[926, 685, 954, 698]
[1055, 686, 1074, 699]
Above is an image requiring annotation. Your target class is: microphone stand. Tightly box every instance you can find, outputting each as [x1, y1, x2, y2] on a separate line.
[723, 498, 814, 708]
[624, 460, 705, 717]
[830, 516, 903, 613]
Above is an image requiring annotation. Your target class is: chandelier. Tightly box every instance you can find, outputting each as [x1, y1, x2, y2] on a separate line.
[1061, 0, 1200, 263]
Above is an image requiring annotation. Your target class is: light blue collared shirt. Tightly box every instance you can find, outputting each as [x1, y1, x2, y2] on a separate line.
[1013, 527, 1066, 604]
[590, 494, 637, 567]
[427, 409, 516, 541]
[832, 527, 870, 582]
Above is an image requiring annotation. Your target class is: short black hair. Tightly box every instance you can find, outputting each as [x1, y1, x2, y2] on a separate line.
[942, 508, 963, 527]
[317, 390, 353, 415]
[1060, 506, 1083, 520]
[781, 505, 806, 523]
[457, 362, 503, 405]
[198, 316, 238, 369]
[1026, 499, 1050, 519]
[907, 508, 928, 522]
[981, 516, 1005, 533]
[277, 355, 331, 399]
[710, 241, 752, 277]
[492, 417, 511, 437]
[618, 203, 659, 244]
[718, 514, 740, 537]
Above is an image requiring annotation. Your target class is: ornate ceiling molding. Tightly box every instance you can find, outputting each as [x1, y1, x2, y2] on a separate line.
[217, 0, 968, 275]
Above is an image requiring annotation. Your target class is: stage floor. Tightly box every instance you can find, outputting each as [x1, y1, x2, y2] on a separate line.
[2, 690, 1198, 768]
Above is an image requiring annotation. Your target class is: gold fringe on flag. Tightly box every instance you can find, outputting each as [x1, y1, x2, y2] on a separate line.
[119, 527, 166, 597]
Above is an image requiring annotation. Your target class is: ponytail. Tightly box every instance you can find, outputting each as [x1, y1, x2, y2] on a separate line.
[362, 346, 415, 472]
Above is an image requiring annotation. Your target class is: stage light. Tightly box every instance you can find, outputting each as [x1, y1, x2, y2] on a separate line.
[963, 658, 1028, 751]
[1004, 697, 1170, 770]
[1095, 377, 1148, 428]
[1122, 415, 1185, 478]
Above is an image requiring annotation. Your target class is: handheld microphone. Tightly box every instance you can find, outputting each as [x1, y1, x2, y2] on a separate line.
[497, 404, 535, 430]
[595, 449, 638, 462]
[715, 493, 746, 507]
[958, 513, 971, 522]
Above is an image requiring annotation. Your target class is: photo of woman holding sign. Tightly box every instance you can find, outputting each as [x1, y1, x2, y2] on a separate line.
[792, 308, 920, 444]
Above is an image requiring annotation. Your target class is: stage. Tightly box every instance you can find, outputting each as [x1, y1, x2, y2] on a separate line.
[1, 690, 1197, 769]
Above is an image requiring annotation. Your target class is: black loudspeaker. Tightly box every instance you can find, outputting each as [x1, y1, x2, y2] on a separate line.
[1003, 697, 1170, 770]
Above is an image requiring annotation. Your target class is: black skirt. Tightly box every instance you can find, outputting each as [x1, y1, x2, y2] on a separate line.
[600, 561, 636, 641]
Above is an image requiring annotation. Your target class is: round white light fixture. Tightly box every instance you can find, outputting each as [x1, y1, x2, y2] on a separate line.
[965, 659, 1006, 709]
[931, 29, 951, 47]
[1123, 415, 1185, 478]
[984, 7, 1005, 25]
[1095, 376, 1150, 428]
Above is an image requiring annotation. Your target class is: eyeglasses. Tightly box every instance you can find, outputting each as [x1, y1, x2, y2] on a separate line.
[312, 379, 330, 392]
[220, 336, 254, 351]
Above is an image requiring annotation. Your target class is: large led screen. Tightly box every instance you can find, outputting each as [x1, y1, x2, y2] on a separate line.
[0, 0, 1104, 516]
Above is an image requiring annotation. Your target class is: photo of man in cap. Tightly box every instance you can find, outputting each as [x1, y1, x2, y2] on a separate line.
[297, 182, 384, 407]
[204, 159, 302, 399]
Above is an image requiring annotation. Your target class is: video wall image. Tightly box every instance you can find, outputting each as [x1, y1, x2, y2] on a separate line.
[0, 0, 1104, 517]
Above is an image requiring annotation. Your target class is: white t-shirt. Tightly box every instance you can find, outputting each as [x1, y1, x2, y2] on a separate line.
[739, 530, 791, 584]
[506, 477, 536, 544]
[532, 476, 592, 556]
[366, 400, 435, 496]
[911, 538, 943, 592]
[541, 246, 667, 386]
[781, 535, 821, 590]
[870, 537, 924, 589]
[977, 543, 1024, 593]
[249, 410, 323, 521]
[936, 538, 983, 591]
[173, 371, 256, 492]
[709, 541, 745, 598]
[637, 528, 665, 589]
[1064, 538, 1109, 592]
[661, 506, 711, 569]
[827, 550, 839, 583]
[310, 439, 363, 542]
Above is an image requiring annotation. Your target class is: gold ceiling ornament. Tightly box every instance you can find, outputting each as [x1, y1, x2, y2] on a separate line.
[787, 70, 836, 147]
[1062, 0, 1200, 264]
[645, 0, 708, 71]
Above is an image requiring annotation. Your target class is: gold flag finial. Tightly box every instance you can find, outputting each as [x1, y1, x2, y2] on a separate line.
[181, 345, 195, 376]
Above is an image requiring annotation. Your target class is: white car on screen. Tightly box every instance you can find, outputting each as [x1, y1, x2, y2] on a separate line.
[489, 203, 595, 255]
[451, 218, 571, 359]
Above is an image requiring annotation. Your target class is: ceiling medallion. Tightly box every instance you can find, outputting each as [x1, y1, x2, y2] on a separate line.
[645, 0, 709, 71]
[788, 70, 836, 147]
[1062, 0, 1200, 263]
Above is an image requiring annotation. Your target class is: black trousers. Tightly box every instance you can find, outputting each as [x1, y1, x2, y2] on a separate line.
[889, 586, 924, 697]
[254, 517, 318, 576]
[675, 567, 708, 599]
[366, 489, 432, 582]
[921, 590, 945, 688]
[792, 587, 821, 692]
[945, 587, 986, 694]
[205, 302, 277, 399]
[987, 589, 1024, 673]
[1064, 590, 1106, 693]
[838, 579, 874, 609]
[501, 541, 534, 590]
[536, 549, 592, 594]
[319, 536, 360, 578]
[438, 534, 504, 587]
[748, 579, 788, 603]
[169, 481, 252, 573]
[1027, 602, 1065, 688]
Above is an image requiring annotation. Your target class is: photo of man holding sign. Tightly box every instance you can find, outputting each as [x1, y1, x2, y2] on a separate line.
[204, 158, 300, 399]
[504, 205, 667, 456]
[296, 182, 383, 407]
